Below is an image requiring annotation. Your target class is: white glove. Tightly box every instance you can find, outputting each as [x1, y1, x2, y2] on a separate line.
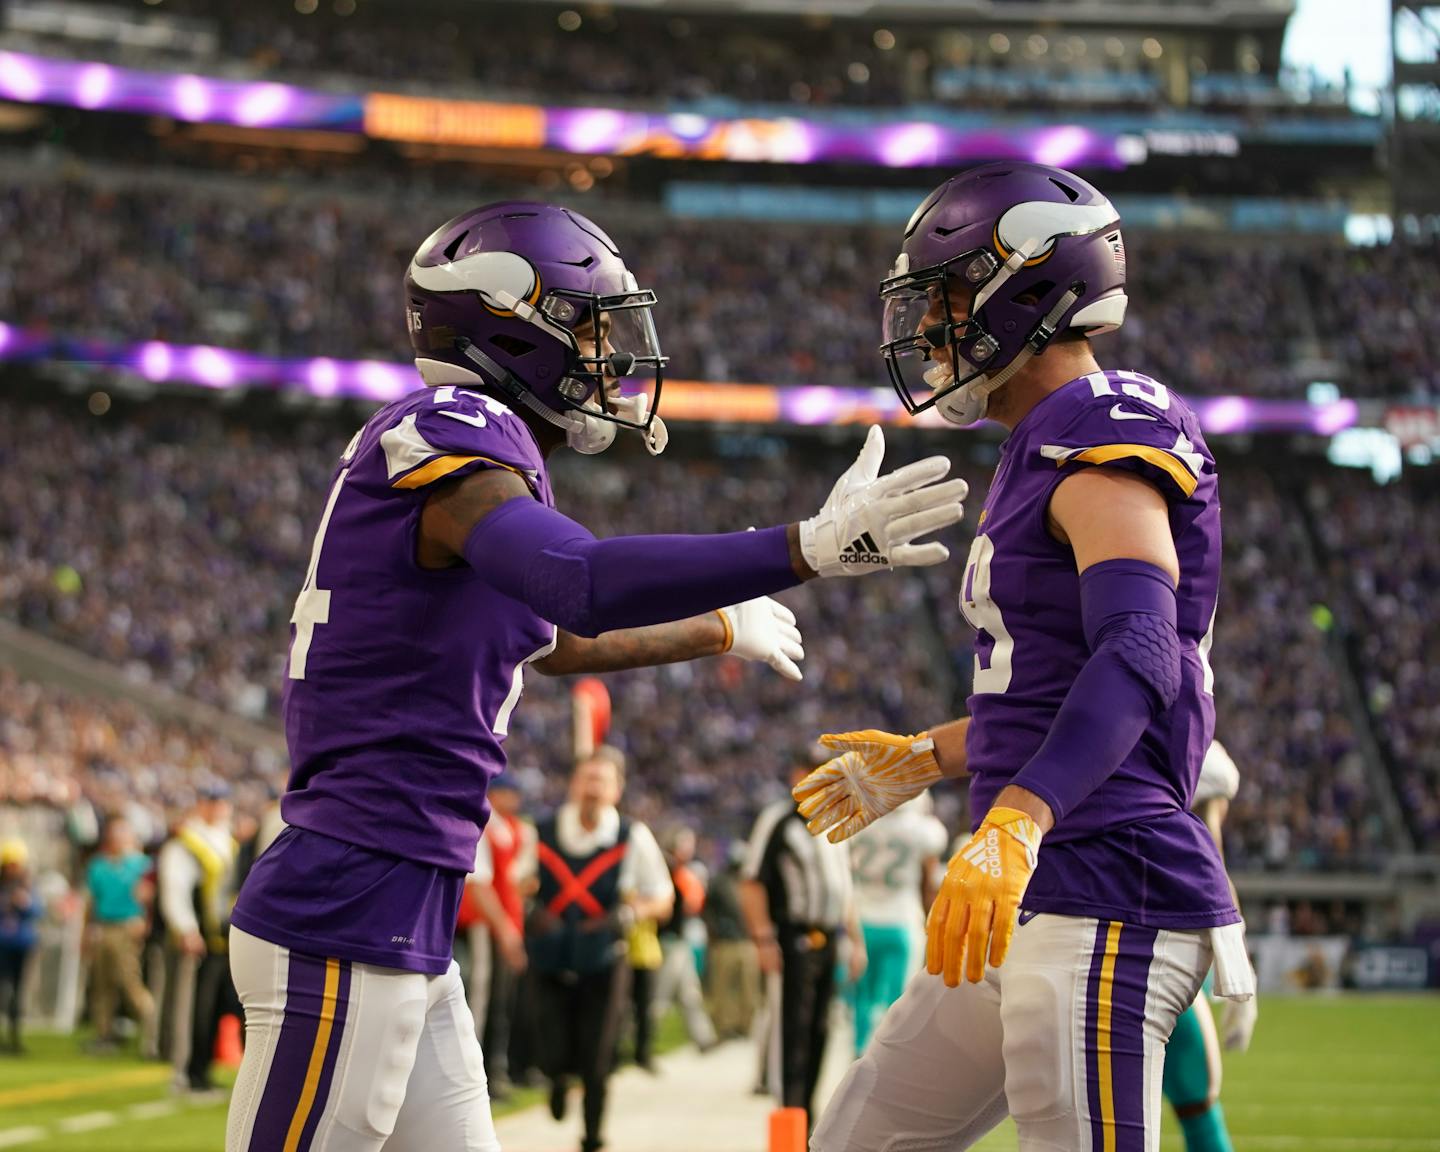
[1220, 990, 1258, 1052]
[800, 425, 966, 578]
[718, 596, 804, 681]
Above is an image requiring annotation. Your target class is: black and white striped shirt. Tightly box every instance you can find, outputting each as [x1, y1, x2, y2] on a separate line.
[742, 798, 852, 929]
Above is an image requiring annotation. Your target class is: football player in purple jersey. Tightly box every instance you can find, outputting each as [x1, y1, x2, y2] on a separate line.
[223, 202, 966, 1152]
[792, 164, 1256, 1152]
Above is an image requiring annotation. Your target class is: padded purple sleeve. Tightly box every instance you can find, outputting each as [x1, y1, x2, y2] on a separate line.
[462, 496, 801, 638]
[1010, 559, 1182, 824]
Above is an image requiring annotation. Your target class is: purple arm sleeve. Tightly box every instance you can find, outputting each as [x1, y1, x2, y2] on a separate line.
[1010, 559, 1182, 824]
[462, 496, 801, 638]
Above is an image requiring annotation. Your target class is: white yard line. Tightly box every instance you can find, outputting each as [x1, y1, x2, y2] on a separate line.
[125, 1100, 180, 1121]
[0, 1128, 46, 1149]
[56, 1111, 118, 1134]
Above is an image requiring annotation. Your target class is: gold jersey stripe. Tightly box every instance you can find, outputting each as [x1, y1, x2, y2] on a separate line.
[392, 453, 524, 490]
[1068, 443, 1199, 499]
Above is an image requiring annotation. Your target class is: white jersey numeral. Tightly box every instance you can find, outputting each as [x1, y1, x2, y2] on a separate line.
[960, 534, 1014, 695]
[433, 386, 515, 424]
[493, 628, 558, 736]
[289, 466, 350, 681]
[1087, 370, 1171, 411]
[1198, 599, 1217, 696]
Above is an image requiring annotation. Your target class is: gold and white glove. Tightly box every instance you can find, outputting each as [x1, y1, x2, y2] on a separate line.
[717, 596, 804, 682]
[799, 425, 967, 578]
[927, 806, 1042, 987]
[792, 729, 941, 843]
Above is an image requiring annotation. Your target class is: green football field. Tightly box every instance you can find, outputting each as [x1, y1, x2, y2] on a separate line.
[1, 996, 1437, 1150]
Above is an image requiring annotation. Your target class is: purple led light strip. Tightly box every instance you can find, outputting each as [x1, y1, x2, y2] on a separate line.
[0, 325, 1361, 434]
[0, 49, 1131, 169]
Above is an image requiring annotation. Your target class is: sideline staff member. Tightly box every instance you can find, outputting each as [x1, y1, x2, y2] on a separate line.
[530, 748, 673, 1152]
[741, 759, 864, 1119]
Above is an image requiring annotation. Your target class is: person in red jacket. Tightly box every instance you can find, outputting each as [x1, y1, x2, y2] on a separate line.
[481, 773, 532, 1099]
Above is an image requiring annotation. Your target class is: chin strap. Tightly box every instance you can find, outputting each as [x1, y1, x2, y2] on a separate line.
[455, 339, 578, 431]
[452, 339, 666, 456]
[936, 287, 1081, 426]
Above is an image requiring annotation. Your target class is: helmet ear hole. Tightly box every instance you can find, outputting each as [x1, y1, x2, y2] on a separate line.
[1012, 280, 1055, 306]
[489, 334, 536, 357]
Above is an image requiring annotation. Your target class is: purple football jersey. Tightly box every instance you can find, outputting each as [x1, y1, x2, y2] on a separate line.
[231, 384, 557, 972]
[963, 370, 1237, 930]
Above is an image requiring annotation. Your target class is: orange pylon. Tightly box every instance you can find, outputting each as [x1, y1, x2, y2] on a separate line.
[215, 1012, 243, 1067]
[768, 1107, 807, 1152]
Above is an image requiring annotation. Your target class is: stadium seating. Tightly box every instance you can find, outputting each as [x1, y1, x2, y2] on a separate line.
[0, 388, 1415, 860]
[1, 0, 1358, 116]
[2, 173, 1436, 400]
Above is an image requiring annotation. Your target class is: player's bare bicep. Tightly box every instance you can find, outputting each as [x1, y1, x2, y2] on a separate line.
[1047, 468, 1179, 582]
[419, 467, 534, 567]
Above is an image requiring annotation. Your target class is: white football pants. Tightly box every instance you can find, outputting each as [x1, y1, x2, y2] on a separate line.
[226, 927, 500, 1152]
[811, 913, 1210, 1152]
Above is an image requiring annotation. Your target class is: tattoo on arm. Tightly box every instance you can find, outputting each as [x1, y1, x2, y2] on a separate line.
[419, 467, 534, 568]
[537, 613, 729, 675]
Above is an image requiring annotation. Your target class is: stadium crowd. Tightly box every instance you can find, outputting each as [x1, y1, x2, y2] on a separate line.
[2, 173, 1438, 401]
[3, 0, 1346, 115]
[1307, 474, 1440, 851]
[0, 388, 1412, 869]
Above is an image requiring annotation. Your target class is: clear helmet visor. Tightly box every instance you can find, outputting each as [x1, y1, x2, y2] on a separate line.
[880, 272, 983, 415]
[879, 247, 1004, 416]
[546, 287, 667, 431]
[881, 284, 947, 411]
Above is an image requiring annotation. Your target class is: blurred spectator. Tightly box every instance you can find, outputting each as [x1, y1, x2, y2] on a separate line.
[156, 782, 238, 1093]
[0, 837, 42, 1052]
[84, 814, 156, 1051]
[457, 813, 527, 1061]
[480, 774, 533, 1100]
[704, 843, 761, 1041]
[650, 826, 717, 1054]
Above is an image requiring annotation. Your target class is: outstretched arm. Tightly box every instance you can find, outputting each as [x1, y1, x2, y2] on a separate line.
[421, 426, 964, 638]
[537, 616, 729, 675]
[422, 468, 805, 641]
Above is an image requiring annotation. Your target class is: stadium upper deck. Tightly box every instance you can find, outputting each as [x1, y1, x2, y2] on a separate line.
[0, 0, 1358, 119]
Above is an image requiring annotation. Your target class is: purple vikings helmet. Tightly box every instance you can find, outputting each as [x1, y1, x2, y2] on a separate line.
[881, 162, 1128, 426]
[406, 201, 668, 455]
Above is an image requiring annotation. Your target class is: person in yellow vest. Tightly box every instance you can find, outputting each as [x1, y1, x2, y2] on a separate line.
[157, 780, 237, 1094]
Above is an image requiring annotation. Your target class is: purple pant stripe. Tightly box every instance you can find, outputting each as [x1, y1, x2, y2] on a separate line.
[295, 959, 352, 1152]
[1110, 925, 1159, 1152]
[247, 951, 345, 1152]
[1084, 919, 1110, 1151]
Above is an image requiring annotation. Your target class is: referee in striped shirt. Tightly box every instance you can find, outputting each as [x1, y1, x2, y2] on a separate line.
[740, 758, 866, 1122]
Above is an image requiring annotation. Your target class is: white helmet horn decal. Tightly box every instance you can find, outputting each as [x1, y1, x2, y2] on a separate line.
[408, 251, 539, 311]
[993, 199, 1118, 262]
